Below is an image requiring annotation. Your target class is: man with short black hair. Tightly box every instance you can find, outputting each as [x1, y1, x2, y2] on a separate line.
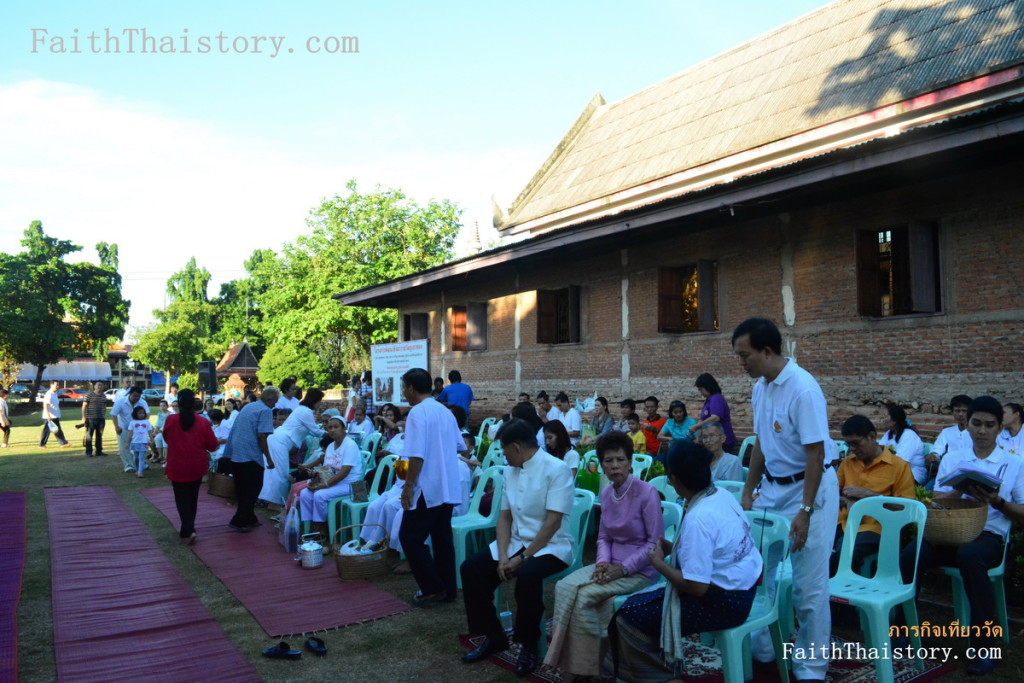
[224, 387, 279, 531]
[111, 386, 146, 471]
[733, 317, 839, 682]
[399, 368, 464, 607]
[40, 380, 70, 449]
[552, 391, 582, 445]
[640, 396, 665, 458]
[614, 398, 637, 432]
[81, 381, 108, 457]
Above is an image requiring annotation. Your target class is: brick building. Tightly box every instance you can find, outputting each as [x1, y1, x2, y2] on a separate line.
[337, 0, 1024, 439]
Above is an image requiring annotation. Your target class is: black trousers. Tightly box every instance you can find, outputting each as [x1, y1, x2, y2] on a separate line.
[461, 547, 566, 647]
[84, 417, 105, 454]
[398, 497, 456, 600]
[229, 461, 264, 528]
[172, 479, 203, 537]
[0, 424, 9, 446]
[900, 530, 1004, 647]
[40, 418, 68, 446]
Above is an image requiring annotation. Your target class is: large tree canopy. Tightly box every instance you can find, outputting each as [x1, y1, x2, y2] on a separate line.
[0, 222, 129, 400]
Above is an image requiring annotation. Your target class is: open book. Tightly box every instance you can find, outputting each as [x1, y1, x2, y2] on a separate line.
[939, 465, 1003, 495]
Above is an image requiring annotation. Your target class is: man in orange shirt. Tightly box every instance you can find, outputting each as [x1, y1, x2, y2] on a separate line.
[831, 415, 915, 576]
[640, 396, 666, 460]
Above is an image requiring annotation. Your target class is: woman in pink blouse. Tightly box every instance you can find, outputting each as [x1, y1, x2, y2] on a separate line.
[544, 431, 664, 681]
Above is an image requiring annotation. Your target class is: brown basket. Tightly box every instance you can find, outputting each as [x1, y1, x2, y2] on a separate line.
[333, 524, 390, 582]
[207, 472, 236, 500]
[923, 498, 987, 546]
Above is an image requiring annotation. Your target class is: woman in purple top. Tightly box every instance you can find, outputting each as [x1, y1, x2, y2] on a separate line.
[690, 372, 737, 451]
[544, 431, 663, 681]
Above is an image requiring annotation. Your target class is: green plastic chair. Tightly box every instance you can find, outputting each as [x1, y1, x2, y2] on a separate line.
[941, 537, 1010, 643]
[648, 475, 679, 503]
[631, 453, 653, 480]
[480, 442, 505, 471]
[737, 435, 757, 466]
[714, 480, 745, 503]
[706, 510, 792, 683]
[452, 466, 506, 589]
[362, 431, 383, 458]
[478, 417, 501, 439]
[829, 496, 928, 683]
[326, 454, 397, 544]
[494, 488, 595, 656]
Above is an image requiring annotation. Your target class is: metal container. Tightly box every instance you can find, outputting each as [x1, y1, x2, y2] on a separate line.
[298, 533, 324, 569]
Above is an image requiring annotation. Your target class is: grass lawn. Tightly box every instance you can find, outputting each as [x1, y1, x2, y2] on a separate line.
[1, 405, 1021, 682]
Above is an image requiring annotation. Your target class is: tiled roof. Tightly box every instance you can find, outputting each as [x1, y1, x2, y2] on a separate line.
[216, 341, 259, 375]
[501, 0, 1024, 231]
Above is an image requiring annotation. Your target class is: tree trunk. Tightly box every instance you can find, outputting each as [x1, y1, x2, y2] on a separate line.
[30, 364, 45, 410]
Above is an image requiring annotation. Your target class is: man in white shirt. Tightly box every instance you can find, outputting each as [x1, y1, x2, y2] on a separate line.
[0, 388, 11, 448]
[398, 368, 464, 608]
[734, 318, 839, 682]
[929, 394, 972, 479]
[552, 391, 582, 445]
[460, 418, 575, 677]
[110, 386, 146, 472]
[39, 381, 70, 448]
[899, 396, 1024, 676]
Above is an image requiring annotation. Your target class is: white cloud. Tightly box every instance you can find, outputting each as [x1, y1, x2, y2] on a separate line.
[0, 80, 545, 336]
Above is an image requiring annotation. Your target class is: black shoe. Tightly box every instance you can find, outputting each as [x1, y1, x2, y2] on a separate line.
[262, 642, 301, 660]
[462, 634, 509, 663]
[305, 637, 327, 657]
[515, 646, 538, 678]
[228, 523, 252, 533]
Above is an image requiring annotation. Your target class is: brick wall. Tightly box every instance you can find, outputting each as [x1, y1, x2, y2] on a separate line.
[391, 163, 1024, 442]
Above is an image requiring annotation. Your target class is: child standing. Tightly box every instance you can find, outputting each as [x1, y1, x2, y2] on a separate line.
[152, 400, 171, 465]
[626, 414, 647, 455]
[128, 405, 154, 478]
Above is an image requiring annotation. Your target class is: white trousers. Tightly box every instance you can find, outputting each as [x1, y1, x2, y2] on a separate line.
[258, 432, 291, 505]
[751, 467, 839, 680]
[299, 480, 354, 523]
[362, 484, 405, 552]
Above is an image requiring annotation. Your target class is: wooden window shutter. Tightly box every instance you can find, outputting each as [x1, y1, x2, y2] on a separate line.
[466, 302, 487, 350]
[908, 220, 940, 313]
[658, 268, 685, 333]
[567, 285, 581, 343]
[537, 290, 557, 344]
[451, 306, 467, 351]
[856, 231, 882, 317]
[409, 313, 428, 341]
[696, 260, 717, 331]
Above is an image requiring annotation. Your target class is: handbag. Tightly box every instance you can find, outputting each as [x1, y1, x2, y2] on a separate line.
[311, 465, 334, 486]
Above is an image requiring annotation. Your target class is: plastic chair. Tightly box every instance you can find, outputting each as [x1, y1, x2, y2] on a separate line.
[829, 496, 927, 683]
[452, 466, 506, 589]
[360, 449, 374, 474]
[706, 510, 792, 683]
[326, 454, 397, 544]
[480, 442, 505, 470]
[661, 500, 683, 540]
[714, 480, 745, 503]
[494, 488, 596, 656]
[941, 537, 1010, 643]
[363, 431, 383, 457]
[477, 417, 499, 439]
[631, 453, 653, 480]
[648, 475, 678, 503]
[737, 435, 757, 465]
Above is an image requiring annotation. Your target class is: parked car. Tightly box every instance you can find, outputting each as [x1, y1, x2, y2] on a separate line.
[8, 383, 31, 398]
[141, 388, 165, 404]
[104, 388, 118, 403]
[56, 388, 90, 402]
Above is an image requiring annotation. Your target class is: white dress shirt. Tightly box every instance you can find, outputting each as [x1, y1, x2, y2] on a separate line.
[404, 397, 464, 508]
[935, 445, 1024, 538]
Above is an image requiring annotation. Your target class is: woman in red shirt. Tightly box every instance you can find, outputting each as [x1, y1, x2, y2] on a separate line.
[162, 389, 218, 545]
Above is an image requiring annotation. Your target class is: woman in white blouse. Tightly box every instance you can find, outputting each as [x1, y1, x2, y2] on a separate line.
[878, 405, 926, 484]
[259, 388, 326, 506]
[299, 417, 363, 537]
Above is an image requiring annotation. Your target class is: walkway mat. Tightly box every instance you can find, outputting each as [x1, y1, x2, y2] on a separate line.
[142, 486, 409, 637]
[46, 486, 259, 682]
[0, 492, 26, 682]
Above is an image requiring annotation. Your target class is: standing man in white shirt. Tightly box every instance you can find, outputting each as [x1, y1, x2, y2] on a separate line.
[398, 368, 464, 608]
[460, 418, 575, 677]
[733, 318, 839, 683]
[111, 386, 146, 472]
[552, 392, 582, 445]
[39, 380, 70, 448]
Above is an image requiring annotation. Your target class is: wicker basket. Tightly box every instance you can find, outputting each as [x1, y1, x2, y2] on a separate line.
[923, 498, 987, 546]
[333, 524, 390, 582]
[207, 473, 236, 500]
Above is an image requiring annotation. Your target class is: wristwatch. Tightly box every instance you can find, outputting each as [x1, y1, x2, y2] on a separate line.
[798, 504, 814, 515]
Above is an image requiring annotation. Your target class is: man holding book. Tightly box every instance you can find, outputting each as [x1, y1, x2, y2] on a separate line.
[899, 396, 1024, 676]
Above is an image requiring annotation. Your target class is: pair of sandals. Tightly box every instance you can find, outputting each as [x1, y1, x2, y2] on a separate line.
[261, 637, 327, 660]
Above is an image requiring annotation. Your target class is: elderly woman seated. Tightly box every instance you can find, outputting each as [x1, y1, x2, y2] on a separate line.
[299, 417, 363, 539]
[699, 422, 744, 481]
[544, 431, 664, 682]
[609, 439, 763, 682]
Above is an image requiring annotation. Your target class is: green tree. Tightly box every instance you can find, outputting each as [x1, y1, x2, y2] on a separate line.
[253, 180, 460, 382]
[0, 222, 129, 404]
[131, 300, 216, 390]
[166, 256, 211, 303]
[257, 341, 330, 387]
[209, 249, 275, 359]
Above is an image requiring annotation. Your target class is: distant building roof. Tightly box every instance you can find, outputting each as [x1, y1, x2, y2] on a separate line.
[498, 0, 1024, 235]
[216, 341, 259, 378]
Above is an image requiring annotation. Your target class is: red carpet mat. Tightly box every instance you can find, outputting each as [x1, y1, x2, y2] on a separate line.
[142, 486, 410, 637]
[459, 632, 952, 682]
[46, 486, 259, 683]
[0, 492, 26, 683]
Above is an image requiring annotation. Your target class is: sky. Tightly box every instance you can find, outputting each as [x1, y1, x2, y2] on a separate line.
[0, 0, 827, 338]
